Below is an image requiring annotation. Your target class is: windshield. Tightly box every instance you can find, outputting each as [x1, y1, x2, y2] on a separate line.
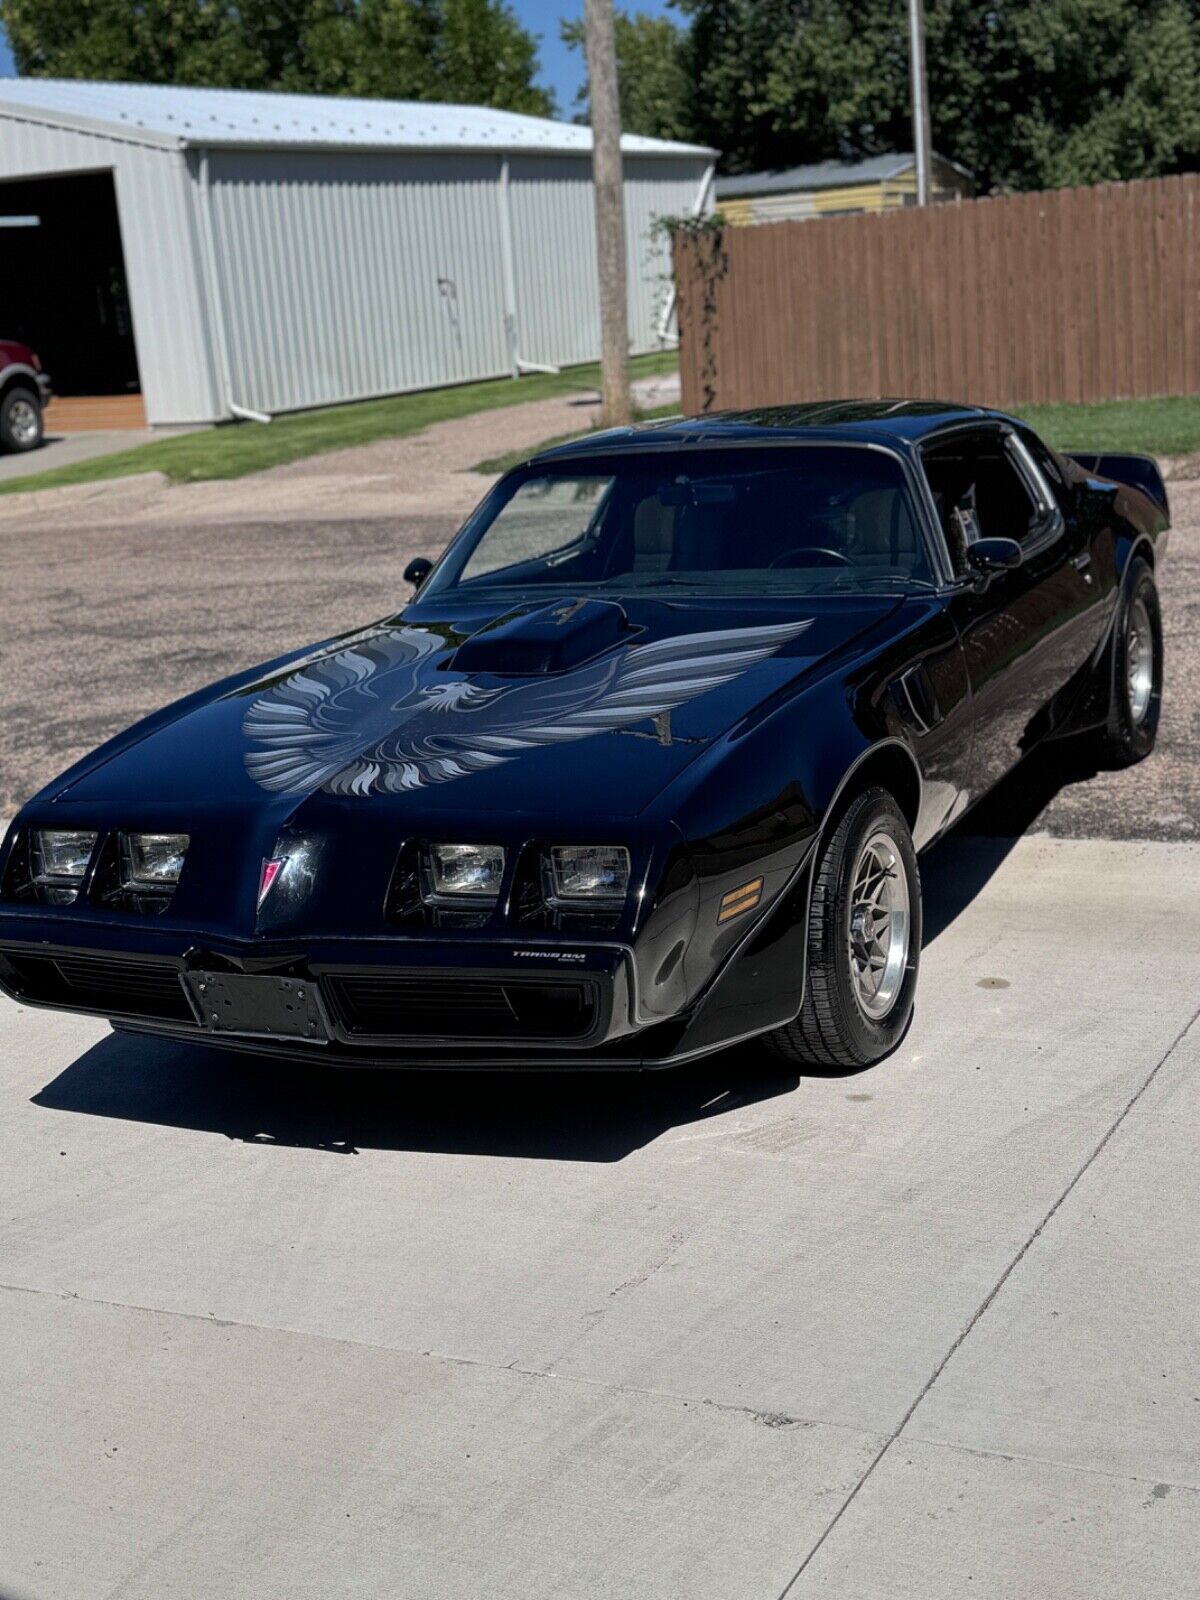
[424, 446, 934, 599]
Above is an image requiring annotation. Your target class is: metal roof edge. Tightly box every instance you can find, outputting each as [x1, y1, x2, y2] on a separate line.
[185, 134, 717, 159]
[0, 97, 183, 153]
[0, 81, 715, 161]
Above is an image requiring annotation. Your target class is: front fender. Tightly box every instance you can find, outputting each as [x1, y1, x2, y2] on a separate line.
[666, 733, 923, 1058]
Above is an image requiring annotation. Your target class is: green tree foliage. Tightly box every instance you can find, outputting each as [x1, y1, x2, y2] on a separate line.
[561, 9, 693, 141]
[0, 0, 554, 115]
[603, 0, 1200, 192]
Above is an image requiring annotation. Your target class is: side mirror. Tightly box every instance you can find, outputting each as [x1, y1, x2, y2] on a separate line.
[404, 556, 433, 590]
[965, 537, 1023, 578]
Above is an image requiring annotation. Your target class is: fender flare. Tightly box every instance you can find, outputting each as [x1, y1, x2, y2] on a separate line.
[789, 736, 924, 1019]
[1091, 530, 1157, 675]
[0, 362, 40, 394]
[1117, 530, 1157, 581]
[674, 736, 924, 1054]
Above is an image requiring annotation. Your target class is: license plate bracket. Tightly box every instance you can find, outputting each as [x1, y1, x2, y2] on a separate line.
[185, 971, 330, 1042]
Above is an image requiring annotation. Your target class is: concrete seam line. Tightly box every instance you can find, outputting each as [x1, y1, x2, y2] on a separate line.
[898, 1431, 1200, 1497]
[0, 1278, 878, 1441]
[774, 1000, 1200, 1600]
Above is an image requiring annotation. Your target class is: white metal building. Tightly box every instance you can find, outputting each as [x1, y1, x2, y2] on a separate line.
[0, 80, 715, 425]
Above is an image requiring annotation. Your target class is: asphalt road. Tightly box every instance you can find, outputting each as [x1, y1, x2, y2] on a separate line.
[0, 456, 1197, 1598]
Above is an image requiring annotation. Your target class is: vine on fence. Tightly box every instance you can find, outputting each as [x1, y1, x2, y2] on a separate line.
[654, 214, 728, 413]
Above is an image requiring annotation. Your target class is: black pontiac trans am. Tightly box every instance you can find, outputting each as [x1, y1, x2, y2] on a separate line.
[0, 402, 1168, 1071]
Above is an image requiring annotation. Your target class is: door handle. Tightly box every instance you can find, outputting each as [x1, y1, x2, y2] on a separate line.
[1071, 550, 1092, 570]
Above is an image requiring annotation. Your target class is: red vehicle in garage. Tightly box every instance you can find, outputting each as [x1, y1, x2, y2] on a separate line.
[0, 338, 51, 452]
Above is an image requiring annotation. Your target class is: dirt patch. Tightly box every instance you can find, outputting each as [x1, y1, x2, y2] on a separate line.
[0, 389, 609, 534]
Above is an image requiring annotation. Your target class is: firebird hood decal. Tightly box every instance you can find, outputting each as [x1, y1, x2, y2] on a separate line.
[242, 619, 812, 797]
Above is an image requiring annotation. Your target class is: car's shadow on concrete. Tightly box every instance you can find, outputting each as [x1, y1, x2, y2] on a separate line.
[921, 734, 1106, 944]
[32, 1031, 801, 1162]
[31, 737, 1102, 1160]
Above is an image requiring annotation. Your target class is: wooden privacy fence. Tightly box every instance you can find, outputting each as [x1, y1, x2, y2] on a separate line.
[674, 175, 1200, 414]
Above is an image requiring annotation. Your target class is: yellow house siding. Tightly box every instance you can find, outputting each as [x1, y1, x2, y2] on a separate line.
[715, 197, 754, 225]
[716, 156, 972, 226]
[812, 182, 892, 214]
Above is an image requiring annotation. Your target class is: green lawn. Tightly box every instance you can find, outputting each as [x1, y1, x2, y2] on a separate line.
[0, 351, 678, 498]
[8, 373, 1198, 500]
[1015, 393, 1200, 455]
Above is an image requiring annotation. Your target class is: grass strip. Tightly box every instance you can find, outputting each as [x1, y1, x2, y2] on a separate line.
[1, 351, 678, 497]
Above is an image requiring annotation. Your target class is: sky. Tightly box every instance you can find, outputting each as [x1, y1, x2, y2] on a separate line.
[0, 3, 676, 117]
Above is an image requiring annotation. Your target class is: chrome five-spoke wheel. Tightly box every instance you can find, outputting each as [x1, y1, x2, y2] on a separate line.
[848, 829, 910, 1021]
[766, 786, 921, 1070]
[1126, 594, 1153, 727]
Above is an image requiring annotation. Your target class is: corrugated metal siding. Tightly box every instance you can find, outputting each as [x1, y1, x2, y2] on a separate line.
[0, 111, 219, 424]
[508, 152, 713, 360]
[508, 154, 707, 361]
[208, 148, 709, 413]
[506, 156, 600, 368]
[206, 149, 512, 412]
[620, 157, 710, 346]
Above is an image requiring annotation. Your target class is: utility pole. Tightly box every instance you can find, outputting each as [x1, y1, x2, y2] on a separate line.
[907, 0, 933, 206]
[584, 0, 632, 426]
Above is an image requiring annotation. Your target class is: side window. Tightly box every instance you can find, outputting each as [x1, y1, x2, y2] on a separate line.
[922, 431, 1041, 573]
[1012, 428, 1069, 513]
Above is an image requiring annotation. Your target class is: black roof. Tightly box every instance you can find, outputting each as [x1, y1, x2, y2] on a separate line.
[534, 400, 1012, 463]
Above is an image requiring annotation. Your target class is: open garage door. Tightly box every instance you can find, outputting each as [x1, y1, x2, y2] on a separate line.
[0, 170, 141, 399]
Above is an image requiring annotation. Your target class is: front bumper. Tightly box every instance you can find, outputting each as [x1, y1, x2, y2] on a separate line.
[0, 934, 669, 1068]
[36, 372, 51, 405]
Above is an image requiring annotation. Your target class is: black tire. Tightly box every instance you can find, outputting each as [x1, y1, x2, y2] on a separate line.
[765, 786, 921, 1070]
[0, 384, 44, 453]
[1097, 557, 1162, 766]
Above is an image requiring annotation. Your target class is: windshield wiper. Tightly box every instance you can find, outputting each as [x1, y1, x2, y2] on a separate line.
[799, 575, 938, 594]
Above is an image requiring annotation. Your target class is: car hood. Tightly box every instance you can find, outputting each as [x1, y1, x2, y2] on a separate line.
[53, 594, 902, 823]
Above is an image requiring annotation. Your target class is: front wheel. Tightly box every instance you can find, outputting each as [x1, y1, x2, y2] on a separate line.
[765, 786, 921, 1070]
[0, 385, 44, 453]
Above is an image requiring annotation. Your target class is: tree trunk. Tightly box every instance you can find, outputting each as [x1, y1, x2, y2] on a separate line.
[583, 0, 632, 427]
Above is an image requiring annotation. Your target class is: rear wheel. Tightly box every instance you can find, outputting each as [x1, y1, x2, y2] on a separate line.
[0, 385, 43, 453]
[766, 786, 921, 1070]
[1097, 557, 1162, 766]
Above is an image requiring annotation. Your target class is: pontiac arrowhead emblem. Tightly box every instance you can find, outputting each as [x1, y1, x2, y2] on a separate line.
[258, 857, 284, 907]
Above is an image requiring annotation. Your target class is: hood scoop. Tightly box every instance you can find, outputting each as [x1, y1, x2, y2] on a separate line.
[449, 598, 635, 676]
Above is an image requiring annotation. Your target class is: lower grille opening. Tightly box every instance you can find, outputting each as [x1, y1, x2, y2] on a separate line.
[324, 973, 597, 1040]
[0, 949, 195, 1024]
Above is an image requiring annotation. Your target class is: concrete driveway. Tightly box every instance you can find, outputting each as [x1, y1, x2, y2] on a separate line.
[0, 411, 1197, 1598]
[3, 835, 1197, 1599]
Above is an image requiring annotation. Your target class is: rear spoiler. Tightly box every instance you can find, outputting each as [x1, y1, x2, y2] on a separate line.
[1065, 451, 1169, 523]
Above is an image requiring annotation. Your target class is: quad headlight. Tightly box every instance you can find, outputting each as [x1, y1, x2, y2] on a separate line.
[548, 845, 631, 904]
[427, 843, 505, 901]
[121, 832, 190, 891]
[31, 829, 98, 904]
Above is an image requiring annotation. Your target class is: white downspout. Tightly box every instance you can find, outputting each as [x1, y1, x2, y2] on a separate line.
[196, 148, 272, 423]
[656, 161, 716, 345]
[496, 156, 560, 377]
